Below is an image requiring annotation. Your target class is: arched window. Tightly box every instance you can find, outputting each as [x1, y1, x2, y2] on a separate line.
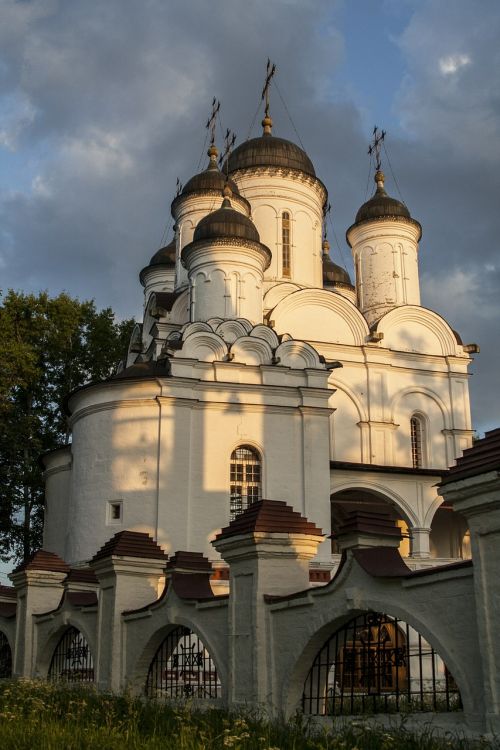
[48, 626, 94, 683]
[410, 414, 426, 468]
[302, 611, 460, 715]
[0, 631, 12, 678]
[282, 211, 291, 278]
[145, 625, 221, 699]
[230, 445, 262, 520]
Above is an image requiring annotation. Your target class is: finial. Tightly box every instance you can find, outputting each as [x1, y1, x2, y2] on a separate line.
[261, 59, 276, 136]
[322, 238, 330, 256]
[262, 113, 273, 136]
[207, 144, 218, 168]
[223, 182, 232, 200]
[374, 170, 385, 191]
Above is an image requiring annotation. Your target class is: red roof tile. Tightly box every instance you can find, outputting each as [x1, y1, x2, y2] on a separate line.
[167, 551, 212, 572]
[441, 428, 500, 484]
[13, 550, 70, 574]
[352, 547, 410, 577]
[335, 511, 402, 539]
[65, 591, 98, 607]
[215, 499, 323, 541]
[91, 531, 167, 563]
[0, 585, 16, 600]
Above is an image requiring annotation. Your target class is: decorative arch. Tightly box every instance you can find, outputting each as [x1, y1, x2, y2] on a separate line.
[145, 624, 221, 699]
[275, 339, 323, 369]
[389, 386, 451, 428]
[47, 626, 94, 683]
[250, 324, 280, 349]
[176, 331, 228, 362]
[284, 585, 476, 720]
[0, 630, 12, 678]
[374, 305, 463, 357]
[270, 288, 370, 346]
[216, 319, 252, 344]
[230, 336, 273, 366]
[263, 282, 302, 311]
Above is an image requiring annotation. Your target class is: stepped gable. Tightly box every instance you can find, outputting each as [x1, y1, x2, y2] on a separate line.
[440, 428, 500, 485]
[91, 530, 167, 563]
[65, 567, 98, 585]
[13, 549, 70, 575]
[0, 585, 16, 599]
[215, 499, 324, 541]
[167, 551, 213, 572]
[335, 510, 402, 539]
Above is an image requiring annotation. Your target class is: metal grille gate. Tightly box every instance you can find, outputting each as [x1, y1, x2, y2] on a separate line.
[145, 625, 221, 699]
[48, 626, 94, 683]
[302, 612, 461, 715]
[0, 631, 12, 678]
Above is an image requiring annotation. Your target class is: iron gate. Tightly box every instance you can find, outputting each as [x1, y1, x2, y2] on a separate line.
[0, 631, 12, 678]
[48, 626, 94, 682]
[302, 611, 461, 715]
[145, 625, 221, 699]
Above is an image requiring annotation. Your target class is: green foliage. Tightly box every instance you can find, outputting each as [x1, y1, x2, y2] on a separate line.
[0, 682, 495, 750]
[0, 290, 134, 563]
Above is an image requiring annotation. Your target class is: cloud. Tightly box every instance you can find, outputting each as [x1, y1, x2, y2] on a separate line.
[438, 54, 471, 76]
[0, 0, 499, 433]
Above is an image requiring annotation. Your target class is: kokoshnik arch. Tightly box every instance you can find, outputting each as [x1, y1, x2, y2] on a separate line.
[2, 88, 498, 735]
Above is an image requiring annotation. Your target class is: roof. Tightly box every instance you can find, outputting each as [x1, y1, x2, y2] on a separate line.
[347, 171, 422, 242]
[110, 359, 171, 381]
[65, 567, 98, 585]
[65, 591, 98, 608]
[166, 551, 213, 572]
[226, 133, 316, 177]
[323, 255, 354, 288]
[182, 163, 240, 198]
[193, 198, 261, 244]
[0, 585, 16, 600]
[148, 238, 176, 267]
[440, 428, 500, 485]
[13, 549, 70, 575]
[335, 510, 402, 540]
[215, 498, 324, 541]
[91, 530, 168, 563]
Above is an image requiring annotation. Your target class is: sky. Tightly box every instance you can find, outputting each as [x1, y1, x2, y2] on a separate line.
[1, 0, 499, 442]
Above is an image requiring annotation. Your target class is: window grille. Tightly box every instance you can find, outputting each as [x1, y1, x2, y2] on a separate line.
[410, 415, 425, 468]
[0, 631, 12, 678]
[145, 625, 221, 699]
[48, 626, 94, 683]
[282, 212, 291, 278]
[302, 611, 460, 715]
[230, 445, 262, 520]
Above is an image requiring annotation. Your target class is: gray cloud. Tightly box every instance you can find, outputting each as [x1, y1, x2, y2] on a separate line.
[0, 0, 499, 433]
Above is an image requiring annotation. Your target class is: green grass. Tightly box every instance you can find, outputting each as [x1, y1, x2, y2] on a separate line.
[0, 680, 495, 749]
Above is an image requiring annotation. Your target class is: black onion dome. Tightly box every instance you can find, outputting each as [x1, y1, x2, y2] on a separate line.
[323, 251, 354, 288]
[194, 198, 260, 244]
[355, 171, 411, 223]
[226, 133, 315, 177]
[182, 163, 240, 198]
[149, 238, 176, 267]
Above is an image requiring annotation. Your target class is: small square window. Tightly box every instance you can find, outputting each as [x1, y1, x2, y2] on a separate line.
[107, 501, 123, 524]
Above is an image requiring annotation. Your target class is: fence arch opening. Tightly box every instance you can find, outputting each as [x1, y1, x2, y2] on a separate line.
[302, 611, 461, 715]
[0, 631, 12, 678]
[48, 626, 94, 683]
[145, 625, 221, 699]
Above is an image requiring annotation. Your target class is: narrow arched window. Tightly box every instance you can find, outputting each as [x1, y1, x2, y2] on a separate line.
[282, 211, 291, 278]
[230, 445, 262, 520]
[410, 414, 426, 468]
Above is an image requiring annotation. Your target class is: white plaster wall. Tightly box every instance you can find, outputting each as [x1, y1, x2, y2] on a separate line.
[43, 448, 72, 558]
[64, 365, 332, 565]
[231, 171, 325, 288]
[348, 219, 421, 326]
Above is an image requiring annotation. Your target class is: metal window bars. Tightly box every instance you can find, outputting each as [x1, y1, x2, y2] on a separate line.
[282, 212, 291, 278]
[411, 416, 423, 468]
[48, 626, 94, 683]
[145, 625, 221, 700]
[230, 445, 262, 520]
[302, 612, 461, 715]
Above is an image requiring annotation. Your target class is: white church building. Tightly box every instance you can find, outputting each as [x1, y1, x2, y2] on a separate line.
[42, 109, 475, 575]
[5, 100, 500, 736]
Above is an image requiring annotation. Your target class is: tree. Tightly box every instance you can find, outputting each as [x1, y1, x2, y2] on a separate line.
[0, 290, 135, 563]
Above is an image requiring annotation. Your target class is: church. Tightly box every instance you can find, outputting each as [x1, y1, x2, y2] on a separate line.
[41, 102, 475, 577]
[4, 85, 500, 736]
